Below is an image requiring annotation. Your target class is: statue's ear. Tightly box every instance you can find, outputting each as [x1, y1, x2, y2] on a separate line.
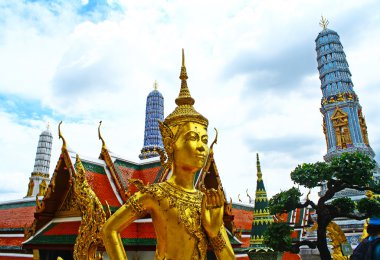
[159, 121, 174, 153]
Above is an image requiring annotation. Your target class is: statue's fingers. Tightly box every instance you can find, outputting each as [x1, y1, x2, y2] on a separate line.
[206, 190, 213, 207]
[217, 189, 224, 207]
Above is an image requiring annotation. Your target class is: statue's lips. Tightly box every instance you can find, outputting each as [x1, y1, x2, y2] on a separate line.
[196, 155, 206, 160]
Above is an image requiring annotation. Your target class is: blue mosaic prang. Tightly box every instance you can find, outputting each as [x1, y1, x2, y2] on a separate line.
[139, 87, 165, 159]
[315, 26, 375, 162]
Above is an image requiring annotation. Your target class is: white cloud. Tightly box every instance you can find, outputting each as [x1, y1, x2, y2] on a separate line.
[0, 0, 379, 204]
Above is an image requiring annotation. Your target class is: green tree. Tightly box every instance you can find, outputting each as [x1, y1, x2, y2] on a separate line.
[264, 152, 380, 259]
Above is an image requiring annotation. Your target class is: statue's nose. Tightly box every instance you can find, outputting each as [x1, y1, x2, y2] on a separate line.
[197, 145, 205, 152]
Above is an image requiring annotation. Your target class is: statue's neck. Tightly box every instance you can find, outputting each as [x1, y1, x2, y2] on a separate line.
[167, 166, 197, 192]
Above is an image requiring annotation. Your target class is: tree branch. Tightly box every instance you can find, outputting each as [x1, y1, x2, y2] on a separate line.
[297, 199, 317, 209]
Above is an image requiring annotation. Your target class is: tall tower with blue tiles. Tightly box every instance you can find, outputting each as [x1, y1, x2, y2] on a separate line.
[316, 17, 375, 163]
[139, 81, 165, 160]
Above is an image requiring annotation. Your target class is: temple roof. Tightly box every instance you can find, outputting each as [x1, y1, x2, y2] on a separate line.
[0, 199, 36, 230]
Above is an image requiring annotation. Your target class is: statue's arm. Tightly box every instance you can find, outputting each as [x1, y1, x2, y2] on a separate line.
[102, 192, 149, 260]
[202, 188, 236, 259]
[210, 226, 236, 259]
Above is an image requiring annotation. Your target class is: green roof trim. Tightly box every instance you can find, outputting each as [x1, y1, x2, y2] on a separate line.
[114, 159, 161, 171]
[122, 238, 156, 246]
[28, 234, 77, 245]
[81, 161, 106, 175]
[153, 167, 164, 183]
[0, 245, 22, 250]
[107, 205, 120, 212]
[0, 201, 36, 210]
[0, 228, 25, 232]
[232, 203, 255, 211]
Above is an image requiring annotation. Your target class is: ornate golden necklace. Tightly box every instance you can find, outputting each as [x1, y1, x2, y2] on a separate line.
[149, 182, 208, 259]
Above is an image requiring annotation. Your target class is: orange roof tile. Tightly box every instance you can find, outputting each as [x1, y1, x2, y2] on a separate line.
[0, 236, 24, 247]
[85, 170, 121, 208]
[121, 222, 155, 239]
[0, 206, 35, 229]
[43, 222, 80, 236]
[232, 208, 254, 231]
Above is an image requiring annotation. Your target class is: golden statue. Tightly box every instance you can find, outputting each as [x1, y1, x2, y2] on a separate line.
[102, 50, 235, 260]
[27, 179, 34, 197]
[37, 179, 47, 196]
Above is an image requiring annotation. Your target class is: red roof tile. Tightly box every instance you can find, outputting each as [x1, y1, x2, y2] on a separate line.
[0, 206, 35, 229]
[117, 165, 136, 187]
[120, 222, 155, 239]
[0, 237, 24, 247]
[239, 236, 250, 247]
[43, 222, 81, 236]
[85, 170, 121, 208]
[139, 167, 161, 185]
[232, 208, 254, 231]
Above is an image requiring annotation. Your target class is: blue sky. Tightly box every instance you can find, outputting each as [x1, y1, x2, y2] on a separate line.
[0, 0, 380, 203]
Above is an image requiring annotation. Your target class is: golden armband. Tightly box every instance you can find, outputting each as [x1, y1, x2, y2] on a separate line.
[126, 195, 147, 218]
[209, 226, 226, 252]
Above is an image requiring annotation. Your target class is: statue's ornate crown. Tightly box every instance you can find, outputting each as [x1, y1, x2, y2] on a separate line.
[163, 49, 208, 127]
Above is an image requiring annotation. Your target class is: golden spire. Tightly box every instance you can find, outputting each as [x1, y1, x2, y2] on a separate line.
[47, 122, 50, 131]
[163, 49, 208, 127]
[153, 80, 158, 90]
[58, 121, 67, 151]
[256, 153, 262, 180]
[175, 48, 194, 106]
[319, 15, 329, 30]
[98, 121, 106, 149]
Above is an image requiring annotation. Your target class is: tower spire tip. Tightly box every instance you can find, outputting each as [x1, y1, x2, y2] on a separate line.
[319, 15, 329, 30]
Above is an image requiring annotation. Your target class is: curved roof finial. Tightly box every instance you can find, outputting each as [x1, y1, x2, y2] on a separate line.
[319, 15, 329, 30]
[98, 121, 106, 149]
[209, 128, 218, 154]
[58, 121, 67, 151]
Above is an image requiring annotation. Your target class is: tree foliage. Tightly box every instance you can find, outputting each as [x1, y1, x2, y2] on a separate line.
[265, 152, 379, 259]
[263, 222, 293, 252]
[291, 161, 330, 188]
[331, 152, 376, 187]
[268, 187, 301, 215]
[331, 197, 355, 215]
[357, 197, 380, 217]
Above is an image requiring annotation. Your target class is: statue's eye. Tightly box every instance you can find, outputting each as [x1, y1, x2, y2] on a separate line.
[186, 132, 198, 141]
[202, 137, 208, 144]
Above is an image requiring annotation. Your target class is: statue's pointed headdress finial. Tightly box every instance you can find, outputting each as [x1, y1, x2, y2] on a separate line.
[319, 15, 329, 30]
[163, 49, 208, 127]
[176, 48, 194, 106]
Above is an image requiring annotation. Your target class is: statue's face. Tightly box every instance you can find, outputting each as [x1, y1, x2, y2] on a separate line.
[172, 122, 208, 172]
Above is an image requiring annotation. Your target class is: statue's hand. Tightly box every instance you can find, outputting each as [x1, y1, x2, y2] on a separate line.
[201, 185, 224, 238]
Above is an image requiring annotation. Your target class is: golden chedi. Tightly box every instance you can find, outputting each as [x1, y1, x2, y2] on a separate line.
[102, 50, 235, 259]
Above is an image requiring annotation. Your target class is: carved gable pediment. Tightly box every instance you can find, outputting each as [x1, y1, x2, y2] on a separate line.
[55, 187, 81, 217]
